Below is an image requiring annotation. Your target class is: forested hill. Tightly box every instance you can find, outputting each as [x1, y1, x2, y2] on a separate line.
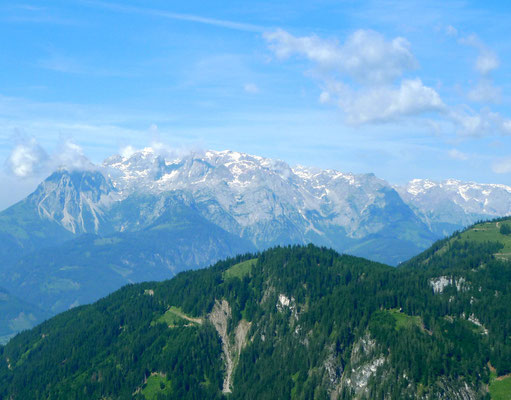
[1, 225, 511, 398]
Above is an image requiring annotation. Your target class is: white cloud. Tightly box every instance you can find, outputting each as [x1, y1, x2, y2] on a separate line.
[264, 29, 444, 125]
[445, 25, 458, 37]
[5, 137, 94, 179]
[6, 138, 48, 178]
[334, 78, 445, 124]
[449, 108, 511, 137]
[244, 83, 260, 94]
[502, 120, 511, 134]
[118, 138, 191, 161]
[460, 34, 499, 75]
[447, 149, 468, 161]
[467, 80, 501, 103]
[476, 51, 499, 76]
[54, 140, 95, 171]
[319, 91, 330, 104]
[120, 145, 137, 158]
[265, 28, 511, 137]
[145, 141, 204, 161]
[264, 28, 417, 84]
[449, 109, 495, 137]
[458, 35, 502, 108]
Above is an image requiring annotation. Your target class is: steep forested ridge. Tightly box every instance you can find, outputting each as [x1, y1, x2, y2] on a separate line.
[1, 219, 511, 399]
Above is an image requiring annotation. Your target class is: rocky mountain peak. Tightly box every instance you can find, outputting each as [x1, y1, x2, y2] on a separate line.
[28, 169, 116, 234]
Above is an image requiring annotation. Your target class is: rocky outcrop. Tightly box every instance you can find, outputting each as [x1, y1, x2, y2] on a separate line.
[332, 334, 387, 399]
[208, 299, 251, 394]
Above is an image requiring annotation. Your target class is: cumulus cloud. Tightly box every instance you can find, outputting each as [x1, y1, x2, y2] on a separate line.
[458, 34, 502, 109]
[319, 91, 330, 104]
[502, 120, 511, 134]
[54, 140, 95, 171]
[467, 80, 501, 103]
[475, 52, 499, 76]
[264, 28, 417, 85]
[449, 108, 511, 137]
[329, 78, 445, 124]
[460, 34, 499, 75]
[6, 138, 49, 178]
[120, 145, 137, 158]
[151, 141, 205, 160]
[445, 25, 458, 37]
[149, 141, 181, 159]
[5, 137, 94, 179]
[265, 28, 511, 139]
[265, 28, 443, 125]
[117, 141, 204, 162]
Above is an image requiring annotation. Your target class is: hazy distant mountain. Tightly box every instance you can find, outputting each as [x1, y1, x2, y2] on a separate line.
[2, 198, 254, 314]
[397, 178, 511, 237]
[0, 170, 117, 268]
[0, 286, 48, 345]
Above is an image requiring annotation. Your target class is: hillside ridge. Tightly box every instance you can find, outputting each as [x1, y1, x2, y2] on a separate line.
[1, 238, 510, 399]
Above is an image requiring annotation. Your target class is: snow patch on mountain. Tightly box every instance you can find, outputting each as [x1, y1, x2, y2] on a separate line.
[396, 178, 511, 236]
[101, 148, 407, 242]
[400, 179, 511, 215]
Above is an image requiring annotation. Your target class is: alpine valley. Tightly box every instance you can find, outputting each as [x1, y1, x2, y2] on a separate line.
[1, 148, 511, 342]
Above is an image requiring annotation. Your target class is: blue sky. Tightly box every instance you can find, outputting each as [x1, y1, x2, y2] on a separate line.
[1, 0, 511, 209]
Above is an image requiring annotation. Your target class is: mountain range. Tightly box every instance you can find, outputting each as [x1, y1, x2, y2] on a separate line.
[1, 148, 510, 340]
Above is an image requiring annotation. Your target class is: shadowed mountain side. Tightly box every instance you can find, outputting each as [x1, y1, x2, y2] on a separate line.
[1, 199, 254, 314]
[0, 287, 49, 345]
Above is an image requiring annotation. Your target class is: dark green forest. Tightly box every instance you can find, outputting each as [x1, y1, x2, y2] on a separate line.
[1, 218, 511, 399]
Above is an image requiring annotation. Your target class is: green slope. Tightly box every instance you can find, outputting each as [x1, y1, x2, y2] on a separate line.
[1, 240, 509, 399]
[401, 217, 511, 378]
[490, 371, 511, 400]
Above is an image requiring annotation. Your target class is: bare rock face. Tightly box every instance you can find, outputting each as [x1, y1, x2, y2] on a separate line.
[29, 169, 117, 235]
[332, 334, 387, 400]
[208, 300, 232, 393]
[331, 333, 482, 400]
[208, 299, 251, 394]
